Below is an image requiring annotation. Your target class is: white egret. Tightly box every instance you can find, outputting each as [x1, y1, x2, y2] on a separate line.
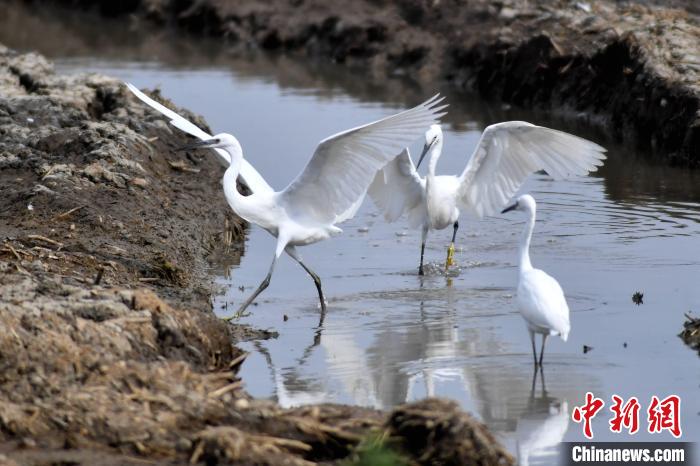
[125, 83, 446, 316]
[501, 194, 570, 366]
[368, 123, 606, 275]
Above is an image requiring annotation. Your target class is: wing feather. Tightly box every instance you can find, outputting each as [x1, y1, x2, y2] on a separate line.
[279, 95, 446, 224]
[367, 148, 425, 223]
[459, 122, 606, 218]
[125, 82, 274, 195]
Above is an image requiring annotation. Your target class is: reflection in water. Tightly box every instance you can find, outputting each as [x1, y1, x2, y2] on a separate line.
[515, 369, 569, 466]
[275, 310, 575, 466]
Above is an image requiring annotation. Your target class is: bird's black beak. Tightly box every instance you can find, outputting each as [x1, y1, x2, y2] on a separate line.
[416, 140, 433, 169]
[177, 138, 219, 151]
[501, 202, 518, 214]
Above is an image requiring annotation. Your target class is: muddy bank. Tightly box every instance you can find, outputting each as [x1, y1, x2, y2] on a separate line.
[0, 43, 245, 311]
[0, 45, 514, 464]
[13, 0, 700, 167]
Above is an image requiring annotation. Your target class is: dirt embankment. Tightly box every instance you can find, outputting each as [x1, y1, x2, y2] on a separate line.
[17, 0, 700, 166]
[0, 45, 513, 465]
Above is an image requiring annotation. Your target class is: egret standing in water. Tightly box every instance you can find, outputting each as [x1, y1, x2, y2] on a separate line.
[502, 194, 570, 366]
[125, 83, 446, 317]
[368, 123, 606, 275]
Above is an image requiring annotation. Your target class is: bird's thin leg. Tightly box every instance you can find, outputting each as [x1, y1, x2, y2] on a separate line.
[539, 334, 548, 367]
[529, 330, 538, 366]
[286, 246, 326, 314]
[445, 221, 459, 271]
[298, 260, 326, 314]
[419, 226, 428, 276]
[227, 254, 277, 320]
[419, 241, 426, 276]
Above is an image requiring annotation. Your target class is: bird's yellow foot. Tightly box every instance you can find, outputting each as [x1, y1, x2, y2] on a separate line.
[445, 243, 455, 271]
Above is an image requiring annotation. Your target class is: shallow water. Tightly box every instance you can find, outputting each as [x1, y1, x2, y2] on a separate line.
[3, 4, 700, 464]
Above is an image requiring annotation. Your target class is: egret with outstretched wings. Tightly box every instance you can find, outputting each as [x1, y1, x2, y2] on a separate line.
[368, 123, 606, 274]
[126, 83, 446, 316]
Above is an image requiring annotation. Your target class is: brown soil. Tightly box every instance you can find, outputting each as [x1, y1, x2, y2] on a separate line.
[0, 45, 514, 465]
[15, 0, 699, 166]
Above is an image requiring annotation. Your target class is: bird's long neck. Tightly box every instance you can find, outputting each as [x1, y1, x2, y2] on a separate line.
[519, 207, 535, 273]
[427, 140, 443, 179]
[222, 147, 247, 210]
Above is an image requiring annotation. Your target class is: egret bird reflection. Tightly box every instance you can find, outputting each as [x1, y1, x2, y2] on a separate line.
[369, 123, 606, 275]
[125, 83, 446, 317]
[516, 368, 569, 466]
[502, 194, 570, 366]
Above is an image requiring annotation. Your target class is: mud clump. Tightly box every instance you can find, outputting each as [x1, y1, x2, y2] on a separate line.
[679, 313, 700, 354]
[0, 45, 514, 464]
[387, 399, 514, 465]
[16, 0, 700, 166]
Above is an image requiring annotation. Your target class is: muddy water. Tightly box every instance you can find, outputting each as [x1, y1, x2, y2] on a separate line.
[2, 3, 699, 464]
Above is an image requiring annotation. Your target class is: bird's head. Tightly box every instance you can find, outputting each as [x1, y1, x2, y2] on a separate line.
[416, 124, 443, 169]
[177, 133, 242, 155]
[501, 194, 537, 214]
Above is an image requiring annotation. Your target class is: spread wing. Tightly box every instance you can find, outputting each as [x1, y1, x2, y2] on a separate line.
[125, 83, 274, 195]
[368, 148, 425, 223]
[279, 95, 446, 225]
[458, 121, 606, 218]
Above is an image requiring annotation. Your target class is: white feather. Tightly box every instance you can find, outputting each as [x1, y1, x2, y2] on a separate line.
[459, 121, 606, 218]
[279, 95, 447, 224]
[518, 269, 571, 340]
[368, 148, 425, 223]
[125, 82, 274, 195]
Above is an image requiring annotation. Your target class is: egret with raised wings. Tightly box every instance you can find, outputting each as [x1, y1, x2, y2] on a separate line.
[502, 194, 570, 366]
[368, 123, 606, 275]
[125, 83, 446, 317]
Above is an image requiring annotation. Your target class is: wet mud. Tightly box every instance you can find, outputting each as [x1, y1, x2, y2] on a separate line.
[14, 0, 700, 166]
[0, 45, 514, 464]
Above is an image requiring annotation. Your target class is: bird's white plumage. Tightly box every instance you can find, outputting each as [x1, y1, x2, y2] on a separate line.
[425, 175, 461, 230]
[369, 123, 606, 225]
[458, 121, 606, 218]
[518, 268, 570, 340]
[280, 95, 446, 224]
[368, 148, 425, 226]
[368, 122, 605, 273]
[125, 82, 274, 195]
[509, 194, 570, 343]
